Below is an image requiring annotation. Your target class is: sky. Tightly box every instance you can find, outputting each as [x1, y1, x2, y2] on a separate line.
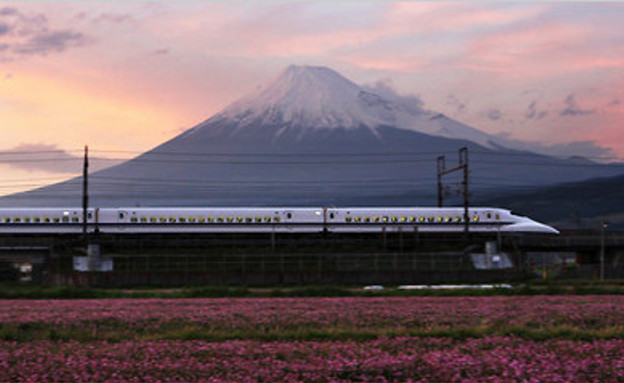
[0, 1, 622, 195]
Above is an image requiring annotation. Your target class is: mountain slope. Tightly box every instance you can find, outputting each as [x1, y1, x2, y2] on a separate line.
[479, 174, 624, 229]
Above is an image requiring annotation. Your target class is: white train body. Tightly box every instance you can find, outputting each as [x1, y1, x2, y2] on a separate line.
[0, 206, 558, 235]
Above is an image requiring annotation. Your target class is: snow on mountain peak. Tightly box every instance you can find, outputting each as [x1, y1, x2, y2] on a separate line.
[221, 65, 404, 132]
[214, 65, 502, 149]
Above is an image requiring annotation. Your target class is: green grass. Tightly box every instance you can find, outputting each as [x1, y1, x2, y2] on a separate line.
[2, 320, 623, 342]
[2, 281, 624, 299]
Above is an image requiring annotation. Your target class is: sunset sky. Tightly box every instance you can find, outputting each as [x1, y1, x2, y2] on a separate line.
[0, 1, 622, 195]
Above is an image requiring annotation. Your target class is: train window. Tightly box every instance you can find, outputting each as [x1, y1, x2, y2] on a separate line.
[418, 217, 425, 222]
[160, 217, 167, 223]
[445, 217, 452, 222]
[62, 217, 69, 223]
[53, 217, 60, 223]
[227, 217, 234, 223]
[44, 217, 50, 223]
[169, 217, 176, 223]
[495, 214, 500, 220]
[24, 217, 31, 223]
[87, 212, 93, 220]
[140, 217, 148, 223]
[188, 217, 196, 223]
[373, 216, 380, 223]
[119, 213, 125, 220]
[72, 217, 79, 223]
[130, 217, 138, 223]
[382, 216, 389, 223]
[400, 216, 407, 222]
[255, 216, 262, 223]
[345, 216, 352, 223]
[217, 217, 224, 223]
[364, 216, 370, 223]
[206, 217, 213, 223]
[150, 217, 157, 223]
[427, 217, 433, 222]
[287, 213, 292, 219]
[436, 216, 443, 222]
[264, 216, 272, 223]
[273, 216, 281, 223]
[473, 216, 480, 222]
[33, 217, 40, 223]
[487, 213, 492, 219]
[13, 217, 21, 223]
[2, 218, 9, 223]
[455, 216, 461, 222]
[199, 216, 206, 223]
[179, 217, 187, 223]
[245, 217, 252, 223]
[391, 216, 398, 223]
[409, 216, 416, 223]
[329, 213, 335, 219]
[354, 216, 362, 222]
[236, 217, 243, 223]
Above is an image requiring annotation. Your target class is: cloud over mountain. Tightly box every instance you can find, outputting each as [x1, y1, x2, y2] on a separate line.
[524, 101, 548, 120]
[561, 94, 596, 117]
[0, 144, 121, 174]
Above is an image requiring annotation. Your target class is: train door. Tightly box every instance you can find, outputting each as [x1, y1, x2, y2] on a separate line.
[326, 208, 338, 231]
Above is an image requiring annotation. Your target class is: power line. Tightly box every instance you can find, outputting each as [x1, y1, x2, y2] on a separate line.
[1, 155, 622, 168]
[89, 148, 624, 162]
[2, 147, 623, 162]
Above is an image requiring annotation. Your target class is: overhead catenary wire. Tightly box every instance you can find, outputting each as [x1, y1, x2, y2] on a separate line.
[0, 155, 621, 168]
[87, 149, 624, 162]
[2, 147, 622, 161]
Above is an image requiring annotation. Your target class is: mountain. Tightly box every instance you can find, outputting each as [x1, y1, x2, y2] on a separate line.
[3, 65, 624, 208]
[479, 174, 624, 230]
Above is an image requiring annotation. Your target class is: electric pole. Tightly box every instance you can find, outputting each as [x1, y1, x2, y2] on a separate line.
[82, 145, 89, 243]
[437, 156, 445, 207]
[436, 147, 470, 234]
[460, 147, 469, 235]
[601, 220, 607, 281]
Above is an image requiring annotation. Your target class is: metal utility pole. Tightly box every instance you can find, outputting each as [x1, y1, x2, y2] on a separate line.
[437, 156, 445, 207]
[82, 145, 89, 242]
[436, 147, 470, 234]
[460, 147, 469, 234]
[600, 220, 608, 281]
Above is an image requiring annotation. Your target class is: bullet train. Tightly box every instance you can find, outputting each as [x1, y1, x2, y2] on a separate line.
[0, 206, 558, 235]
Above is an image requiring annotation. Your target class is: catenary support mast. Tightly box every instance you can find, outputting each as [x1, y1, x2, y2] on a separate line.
[436, 147, 470, 235]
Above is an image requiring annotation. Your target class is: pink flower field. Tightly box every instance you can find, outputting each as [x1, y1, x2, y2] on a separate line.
[2, 296, 624, 334]
[1, 296, 624, 381]
[1, 337, 623, 382]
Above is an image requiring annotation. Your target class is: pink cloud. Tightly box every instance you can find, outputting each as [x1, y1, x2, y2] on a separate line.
[385, 3, 546, 33]
[154, 3, 546, 62]
[336, 55, 422, 72]
[465, 23, 587, 73]
[464, 21, 624, 76]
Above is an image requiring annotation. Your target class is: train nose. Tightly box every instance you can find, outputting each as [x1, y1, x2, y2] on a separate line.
[534, 222, 560, 235]
[506, 218, 559, 234]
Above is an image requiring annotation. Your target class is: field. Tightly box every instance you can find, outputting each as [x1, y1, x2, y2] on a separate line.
[2, 296, 624, 382]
